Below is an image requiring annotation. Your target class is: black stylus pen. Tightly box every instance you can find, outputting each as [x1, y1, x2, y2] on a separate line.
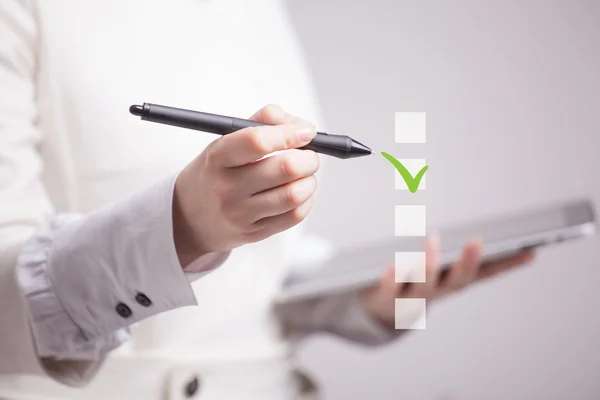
[129, 103, 371, 159]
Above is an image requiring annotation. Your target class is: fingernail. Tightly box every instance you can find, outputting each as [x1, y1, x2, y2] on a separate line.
[297, 126, 316, 143]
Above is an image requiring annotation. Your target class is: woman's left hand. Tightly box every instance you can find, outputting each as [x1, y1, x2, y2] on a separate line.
[361, 235, 536, 328]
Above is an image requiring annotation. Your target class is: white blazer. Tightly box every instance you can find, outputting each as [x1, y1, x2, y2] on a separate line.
[0, 1, 401, 399]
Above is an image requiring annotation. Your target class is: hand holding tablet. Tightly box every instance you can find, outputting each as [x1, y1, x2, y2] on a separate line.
[276, 199, 597, 303]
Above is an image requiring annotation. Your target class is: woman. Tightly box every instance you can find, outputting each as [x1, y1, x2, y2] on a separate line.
[0, 1, 534, 399]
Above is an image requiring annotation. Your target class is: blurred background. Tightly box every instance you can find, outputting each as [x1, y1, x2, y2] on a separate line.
[289, 0, 600, 399]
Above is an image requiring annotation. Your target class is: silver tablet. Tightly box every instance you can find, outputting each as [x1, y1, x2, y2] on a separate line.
[276, 199, 597, 303]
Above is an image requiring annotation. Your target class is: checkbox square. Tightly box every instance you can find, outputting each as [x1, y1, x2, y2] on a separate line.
[395, 252, 426, 283]
[395, 205, 426, 236]
[394, 158, 427, 190]
[395, 112, 426, 143]
[395, 298, 427, 329]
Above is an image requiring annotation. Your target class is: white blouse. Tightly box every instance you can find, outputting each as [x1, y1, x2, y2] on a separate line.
[0, 1, 408, 399]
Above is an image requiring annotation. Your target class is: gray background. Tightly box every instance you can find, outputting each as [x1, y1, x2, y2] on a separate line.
[288, 0, 600, 399]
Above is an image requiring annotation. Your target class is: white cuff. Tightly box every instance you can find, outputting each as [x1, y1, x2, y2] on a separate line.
[49, 175, 196, 340]
[16, 174, 228, 359]
[16, 214, 132, 359]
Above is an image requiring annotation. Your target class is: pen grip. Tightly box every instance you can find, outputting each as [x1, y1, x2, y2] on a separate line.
[302, 134, 352, 159]
[142, 103, 355, 158]
[232, 118, 350, 157]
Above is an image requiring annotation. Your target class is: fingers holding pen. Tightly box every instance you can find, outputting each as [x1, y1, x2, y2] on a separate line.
[211, 144, 319, 224]
[172, 103, 321, 265]
[205, 104, 319, 230]
[232, 149, 320, 195]
[208, 104, 316, 168]
[245, 175, 317, 222]
[209, 123, 316, 167]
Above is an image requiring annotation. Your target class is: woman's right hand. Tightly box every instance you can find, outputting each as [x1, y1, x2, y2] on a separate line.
[172, 105, 320, 267]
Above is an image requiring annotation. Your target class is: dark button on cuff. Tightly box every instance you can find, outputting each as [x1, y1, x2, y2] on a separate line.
[115, 302, 132, 318]
[135, 292, 152, 307]
[184, 376, 200, 398]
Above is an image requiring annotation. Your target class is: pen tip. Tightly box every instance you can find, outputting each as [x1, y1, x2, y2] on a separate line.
[129, 104, 143, 116]
[347, 139, 372, 158]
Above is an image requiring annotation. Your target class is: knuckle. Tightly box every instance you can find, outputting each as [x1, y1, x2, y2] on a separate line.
[279, 150, 319, 179]
[247, 129, 271, 155]
[204, 141, 220, 165]
[281, 183, 303, 207]
[221, 203, 245, 226]
[214, 180, 235, 200]
[279, 154, 300, 178]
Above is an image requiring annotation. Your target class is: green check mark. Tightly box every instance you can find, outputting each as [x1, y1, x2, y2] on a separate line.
[381, 152, 428, 193]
